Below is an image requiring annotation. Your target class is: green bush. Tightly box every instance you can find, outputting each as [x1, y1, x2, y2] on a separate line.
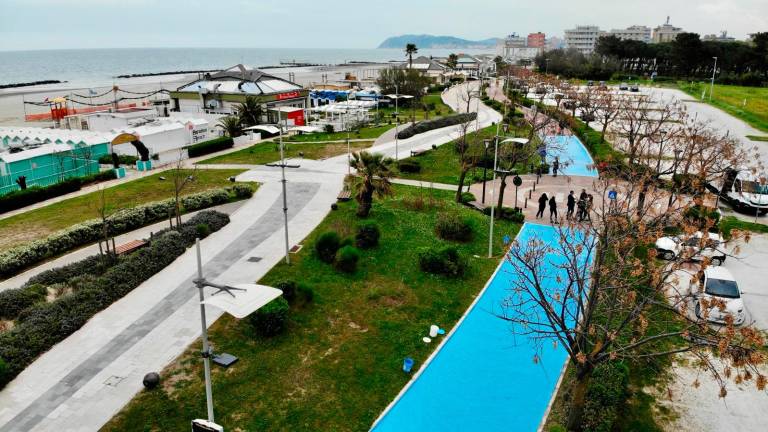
[435, 212, 474, 242]
[297, 283, 314, 304]
[195, 223, 211, 238]
[548, 425, 566, 432]
[315, 231, 341, 263]
[0, 189, 237, 279]
[187, 136, 235, 158]
[231, 183, 254, 198]
[396, 112, 477, 140]
[98, 154, 139, 165]
[0, 178, 82, 214]
[0, 211, 230, 388]
[581, 362, 630, 432]
[335, 246, 361, 273]
[0, 284, 47, 320]
[397, 159, 421, 173]
[276, 280, 298, 303]
[460, 192, 476, 204]
[248, 297, 289, 337]
[355, 223, 380, 249]
[0, 356, 6, 382]
[685, 205, 721, 227]
[418, 246, 467, 277]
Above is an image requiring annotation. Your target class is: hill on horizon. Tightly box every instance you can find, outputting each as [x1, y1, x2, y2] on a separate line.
[377, 34, 499, 49]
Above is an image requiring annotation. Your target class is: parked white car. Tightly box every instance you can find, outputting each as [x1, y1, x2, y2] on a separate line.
[692, 267, 746, 325]
[655, 231, 727, 265]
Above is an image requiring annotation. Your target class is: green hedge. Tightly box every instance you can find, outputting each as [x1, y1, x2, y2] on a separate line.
[396, 113, 477, 140]
[97, 154, 139, 165]
[0, 210, 230, 388]
[418, 246, 467, 277]
[187, 136, 235, 158]
[581, 362, 630, 432]
[0, 186, 248, 279]
[248, 296, 289, 337]
[0, 170, 118, 214]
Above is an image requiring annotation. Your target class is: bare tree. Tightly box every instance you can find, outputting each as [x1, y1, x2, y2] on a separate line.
[499, 171, 766, 431]
[593, 90, 622, 143]
[454, 119, 480, 202]
[92, 186, 117, 257]
[168, 152, 196, 227]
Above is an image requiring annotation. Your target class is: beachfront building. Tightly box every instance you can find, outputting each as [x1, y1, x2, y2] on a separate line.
[564, 25, 603, 55]
[0, 128, 110, 195]
[652, 17, 684, 43]
[453, 54, 481, 77]
[608, 25, 652, 43]
[528, 32, 546, 48]
[402, 56, 449, 83]
[169, 64, 310, 126]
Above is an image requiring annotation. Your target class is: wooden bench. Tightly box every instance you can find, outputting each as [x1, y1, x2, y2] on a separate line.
[114, 239, 148, 256]
[465, 201, 486, 212]
[337, 190, 352, 201]
[410, 149, 429, 157]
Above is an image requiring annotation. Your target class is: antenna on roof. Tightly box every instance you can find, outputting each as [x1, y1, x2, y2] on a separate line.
[666, 16, 670, 25]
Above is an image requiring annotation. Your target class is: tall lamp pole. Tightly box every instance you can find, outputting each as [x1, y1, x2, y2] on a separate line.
[488, 136, 499, 258]
[278, 110, 291, 264]
[194, 239, 216, 423]
[709, 56, 718, 101]
[394, 84, 399, 160]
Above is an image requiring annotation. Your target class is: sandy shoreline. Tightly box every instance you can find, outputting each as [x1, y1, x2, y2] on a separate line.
[0, 63, 389, 127]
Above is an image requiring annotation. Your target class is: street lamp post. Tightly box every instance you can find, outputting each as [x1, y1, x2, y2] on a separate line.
[278, 111, 291, 264]
[668, 148, 682, 208]
[481, 141, 489, 203]
[709, 56, 718, 101]
[394, 84, 399, 160]
[487, 137, 498, 258]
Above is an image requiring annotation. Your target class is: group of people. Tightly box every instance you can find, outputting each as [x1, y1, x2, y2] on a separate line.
[536, 189, 593, 224]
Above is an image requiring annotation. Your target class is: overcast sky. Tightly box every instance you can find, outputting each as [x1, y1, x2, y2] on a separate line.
[0, 0, 766, 51]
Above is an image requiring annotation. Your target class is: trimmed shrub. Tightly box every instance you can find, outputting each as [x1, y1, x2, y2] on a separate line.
[248, 297, 289, 337]
[355, 223, 380, 249]
[0, 211, 230, 388]
[0, 178, 82, 214]
[335, 246, 361, 273]
[231, 183, 254, 199]
[195, 223, 211, 238]
[296, 284, 314, 304]
[418, 246, 467, 277]
[276, 280, 298, 303]
[98, 154, 138, 165]
[0, 284, 47, 320]
[315, 231, 341, 263]
[460, 192, 476, 204]
[685, 205, 721, 227]
[396, 112, 477, 140]
[0, 189, 238, 279]
[581, 362, 630, 432]
[0, 357, 6, 382]
[187, 136, 234, 158]
[397, 160, 421, 173]
[435, 212, 474, 242]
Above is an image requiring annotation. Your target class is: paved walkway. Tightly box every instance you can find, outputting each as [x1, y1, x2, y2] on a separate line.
[0, 82, 500, 431]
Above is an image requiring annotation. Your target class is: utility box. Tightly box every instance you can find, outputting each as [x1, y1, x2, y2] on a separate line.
[191, 419, 224, 432]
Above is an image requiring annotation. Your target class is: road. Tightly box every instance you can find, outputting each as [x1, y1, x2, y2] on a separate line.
[0, 82, 498, 431]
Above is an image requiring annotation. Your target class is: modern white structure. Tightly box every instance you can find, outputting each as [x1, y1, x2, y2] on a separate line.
[653, 17, 684, 43]
[608, 25, 652, 43]
[564, 25, 603, 55]
[703, 31, 736, 42]
[403, 56, 449, 83]
[498, 33, 543, 64]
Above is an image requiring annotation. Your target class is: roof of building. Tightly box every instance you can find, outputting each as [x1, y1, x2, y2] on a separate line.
[0, 127, 111, 147]
[404, 56, 447, 72]
[176, 64, 303, 96]
[0, 143, 75, 163]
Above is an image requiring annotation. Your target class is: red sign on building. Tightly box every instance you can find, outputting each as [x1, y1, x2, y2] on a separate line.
[276, 91, 301, 100]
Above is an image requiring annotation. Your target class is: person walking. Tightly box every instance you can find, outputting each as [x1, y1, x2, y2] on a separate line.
[585, 194, 594, 222]
[577, 196, 586, 222]
[552, 157, 559, 177]
[549, 195, 558, 224]
[536, 193, 548, 219]
[566, 190, 575, 221]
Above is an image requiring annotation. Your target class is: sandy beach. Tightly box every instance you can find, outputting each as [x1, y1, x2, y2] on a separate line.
[0, 63, 390, 127]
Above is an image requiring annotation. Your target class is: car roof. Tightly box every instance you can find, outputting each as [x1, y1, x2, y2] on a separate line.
[704, 266, 736, 281]
[692, 231, 725, 241]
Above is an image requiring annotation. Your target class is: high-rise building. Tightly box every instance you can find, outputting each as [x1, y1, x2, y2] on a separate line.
[564, 25, 602, 55]
[608, 25, 652, 43]
[652, 17, 684, 43]
[527, 32, 546, 48]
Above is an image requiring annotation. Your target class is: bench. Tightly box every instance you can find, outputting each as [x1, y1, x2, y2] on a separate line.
[465, 201, 486, 212]
[114, 239, 148, 256]
[337, 190, 352, 201]
[410, 149, 429, 157]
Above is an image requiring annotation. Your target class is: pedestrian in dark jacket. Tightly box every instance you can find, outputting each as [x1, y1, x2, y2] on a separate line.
[552, 157, 559, 177]
[536, 193, 548, 218]
[566, 191, 575, 220]
[549, 195, 558, 223]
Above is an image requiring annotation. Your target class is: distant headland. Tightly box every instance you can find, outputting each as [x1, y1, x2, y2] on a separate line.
[377, 34, 499, 49]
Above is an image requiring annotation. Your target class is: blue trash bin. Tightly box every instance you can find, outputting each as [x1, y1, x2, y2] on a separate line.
[403, 357, 414, 373]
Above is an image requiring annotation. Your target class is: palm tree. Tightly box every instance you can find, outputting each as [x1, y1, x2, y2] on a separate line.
[217, 116, 243, 137]
[447, 53, 459, 70]
[236, 95, 263, 127]
[405, 43, 418, 68]
[347, 151, 394, 217]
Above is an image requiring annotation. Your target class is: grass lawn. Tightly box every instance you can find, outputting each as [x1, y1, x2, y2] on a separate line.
[678, 82, 768, 133]
[397, 125, 538, 185]
[719, 215, 768, 239]
[199, 140, 374, 165]
[285, 125, 394, 142]
[0, 169, 247, 251]
[746, 135, 768, 142]
[378, 91, 454, 123]
[103, 185, 520, 432]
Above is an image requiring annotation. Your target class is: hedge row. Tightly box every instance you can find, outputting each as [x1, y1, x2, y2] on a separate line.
[187, 136, 235, 158]
[0, 170, 117, 214]
[0, 185, 253, 279]
[396, 112, 477, 140]
[97, 154, 139, 165]
[0, 210, 230, 387]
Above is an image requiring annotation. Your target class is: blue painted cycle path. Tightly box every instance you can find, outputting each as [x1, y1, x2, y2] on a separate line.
[371, 223, 576, 432]
[546, 135, 598, 178]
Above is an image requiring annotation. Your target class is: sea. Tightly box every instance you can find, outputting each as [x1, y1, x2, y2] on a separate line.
[0, 47, 491, 88]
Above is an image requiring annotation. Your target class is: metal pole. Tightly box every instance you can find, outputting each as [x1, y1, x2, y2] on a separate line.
[482, 144, 488, 203]
[709, 57, 717, 101]
[347, 125, 351, 175]
[394, 84, 399, 160]
[195, 239, 215, 423]
[488, 136, 499, 258]
[279, 112, 291, 264]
